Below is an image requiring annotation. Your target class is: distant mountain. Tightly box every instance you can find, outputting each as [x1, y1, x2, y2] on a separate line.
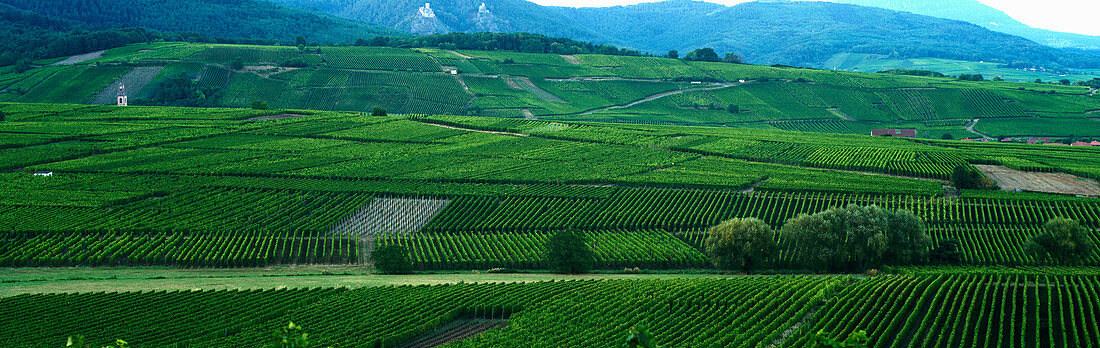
[615, 1, 1099, 68]
[0, 0, 402, 44]
[267, 0, 1099, 69]
[829, 0, 1100, 50]
[266, 0, 616, 41]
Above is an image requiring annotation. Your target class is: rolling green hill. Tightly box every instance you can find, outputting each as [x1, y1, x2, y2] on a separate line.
[2, 42, 1098, 139]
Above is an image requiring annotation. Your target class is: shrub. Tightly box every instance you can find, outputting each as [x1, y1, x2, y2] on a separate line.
[703, 218, 778, 272]
[930, 238, 963, 265]
[812, 330, 868, 348]
[952, 164, 993, 190]
[1025, 218, 1096, 265]
[545, 229, 593, 274]
[251, 100, 270, 110]
[621, 325, 661, 348]
[371, 107, 387, 116]
[782, 205, 929, 272]
[373, 245, 412, 274]
[229, 56, 245, 70]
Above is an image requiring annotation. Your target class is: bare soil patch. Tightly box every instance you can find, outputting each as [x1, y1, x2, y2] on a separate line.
[976, 165, 1100, 196]
[92, 66, 163, 104]
[50, 50, 105, 66]
[246, 114, 305, 121]
[560, 55, 581, 64]
[242, 65, 297, 78]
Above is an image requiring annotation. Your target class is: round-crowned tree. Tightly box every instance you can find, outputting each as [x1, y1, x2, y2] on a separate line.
[782, 205, 929, 272]
[703, 218, 778, 272]
[545, 229, 593, 274]
[1026, 217, 1095, 265]
[373, 244, 412, 274]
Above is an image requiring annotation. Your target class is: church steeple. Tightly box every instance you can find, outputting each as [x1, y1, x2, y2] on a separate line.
[116, 83, 128, 106]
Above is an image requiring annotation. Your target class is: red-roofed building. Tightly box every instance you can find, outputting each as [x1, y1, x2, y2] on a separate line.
[1044, 142, 1069, 146]
[1091, 141, 1100, 146]
[1071, 141, 1093, 146]
[1026, 138, 1050, 144]
[870, 129, 917, 138]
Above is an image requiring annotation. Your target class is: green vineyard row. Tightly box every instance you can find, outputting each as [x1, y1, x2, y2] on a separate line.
[3, 275, 1098, 347]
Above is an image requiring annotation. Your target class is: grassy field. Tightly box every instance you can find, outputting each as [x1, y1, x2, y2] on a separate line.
[3, 43, 1099, 138]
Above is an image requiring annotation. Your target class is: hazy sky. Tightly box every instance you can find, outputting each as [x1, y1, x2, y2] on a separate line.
[527, 0, 1100, 36]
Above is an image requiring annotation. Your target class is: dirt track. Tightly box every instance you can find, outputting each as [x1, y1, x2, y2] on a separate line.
[976, 165, 1100, 196]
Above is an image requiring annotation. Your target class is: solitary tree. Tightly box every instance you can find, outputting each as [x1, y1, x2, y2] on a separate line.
[371, 107, 387, 116]
[0, 111, 6, 122]
[782, 205, 929, 272]
[1026, 218, 1095, 265]
[665, 50, 678, 59]
[373, 244, 413, 274]
[295, 36, 308, 46]
[703, 218, 778, 272]
[545, 229, 594, 274]
[251, 100, 270, 110]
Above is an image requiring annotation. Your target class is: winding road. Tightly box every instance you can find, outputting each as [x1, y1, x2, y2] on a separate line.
[964, 119, 995, 140]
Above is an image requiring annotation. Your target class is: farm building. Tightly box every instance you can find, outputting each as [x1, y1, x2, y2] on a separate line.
[870, 129, 917, 138]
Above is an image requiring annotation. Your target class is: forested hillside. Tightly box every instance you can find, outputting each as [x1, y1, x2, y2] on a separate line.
[266, 0, 1100, 68]
[0, 0, 401, 45]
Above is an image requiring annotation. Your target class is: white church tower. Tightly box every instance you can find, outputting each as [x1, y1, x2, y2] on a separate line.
[116, 83, 128, 106]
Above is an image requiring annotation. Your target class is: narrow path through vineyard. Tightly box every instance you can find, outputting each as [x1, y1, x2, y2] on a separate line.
[576, 83, 736, 115]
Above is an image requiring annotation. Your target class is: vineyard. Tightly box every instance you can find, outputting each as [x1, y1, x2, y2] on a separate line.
[1, 103, 1099, 269]
[3, 42, 1099, 137]
[4, 274, 1100, 347]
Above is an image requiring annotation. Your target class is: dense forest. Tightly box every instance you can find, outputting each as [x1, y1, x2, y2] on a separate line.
[0, 0, 401, 47]
[358, 32, 643, 56]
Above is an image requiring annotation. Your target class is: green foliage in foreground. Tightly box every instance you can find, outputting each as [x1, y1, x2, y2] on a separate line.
[5, 275, 1100, 347]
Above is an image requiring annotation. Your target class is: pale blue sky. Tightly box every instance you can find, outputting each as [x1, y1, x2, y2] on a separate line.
[527, 0, 1100, 36]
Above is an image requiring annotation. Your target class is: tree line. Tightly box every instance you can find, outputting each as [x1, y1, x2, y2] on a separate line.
[354, 32, 644, 57]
